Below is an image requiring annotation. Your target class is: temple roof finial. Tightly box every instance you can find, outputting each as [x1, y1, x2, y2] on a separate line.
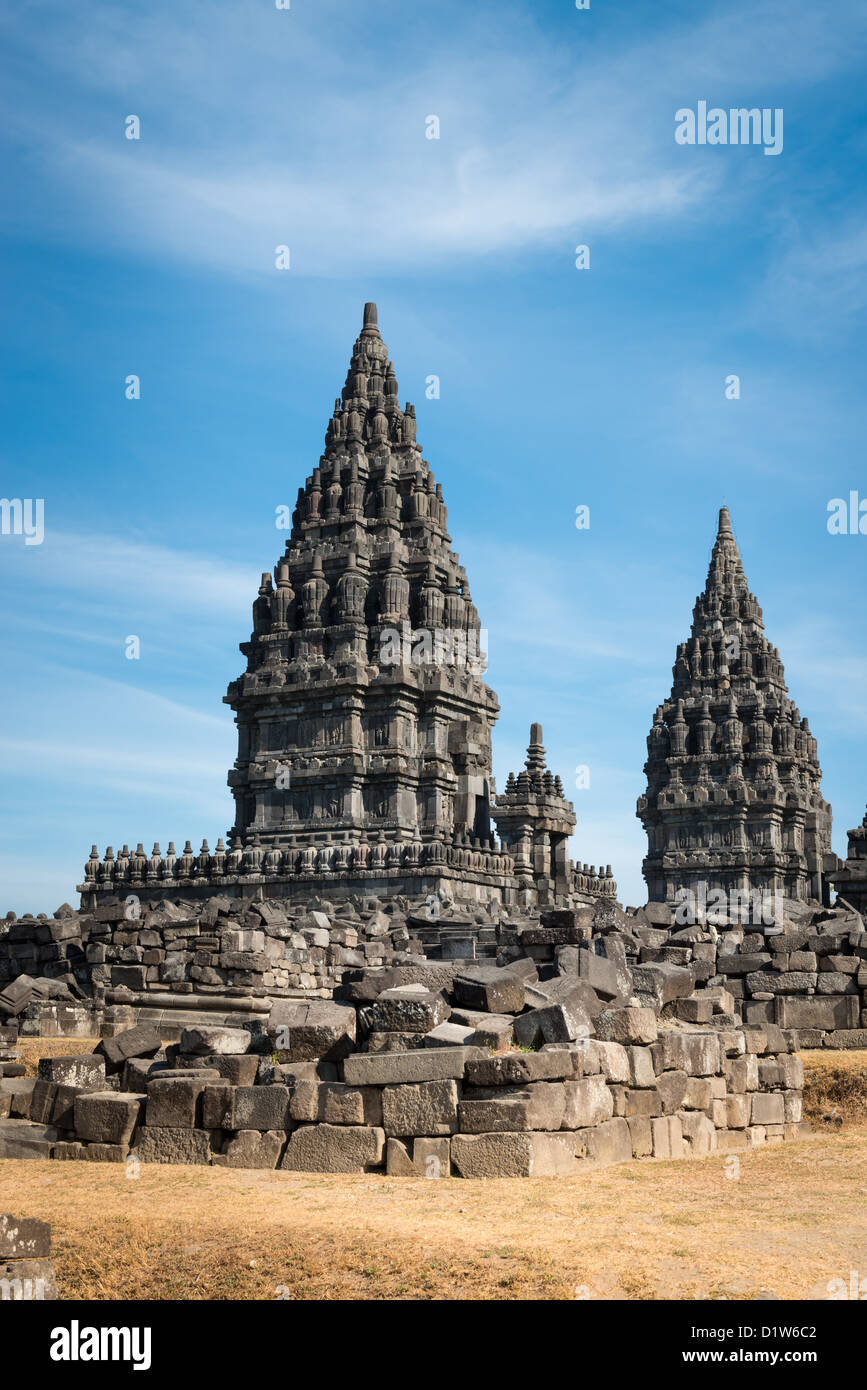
[718, 505, 734, 539]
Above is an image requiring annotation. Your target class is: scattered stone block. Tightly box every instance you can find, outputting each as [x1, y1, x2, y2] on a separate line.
[133, 1127, 216, 1165]
[280, 1123, 385, 1173]
[74, 1092, 144, 1146]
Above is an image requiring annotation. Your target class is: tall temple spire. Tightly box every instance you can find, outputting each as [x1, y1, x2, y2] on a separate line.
[637, 506, 833, 907]
[222, 302, 503, 896]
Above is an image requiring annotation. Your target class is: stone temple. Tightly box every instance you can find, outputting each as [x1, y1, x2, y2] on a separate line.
[79, 304, 615, 910]
[636, 507, 835, 907]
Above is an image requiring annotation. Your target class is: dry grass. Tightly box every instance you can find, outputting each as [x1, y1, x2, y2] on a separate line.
[4, 1041, 864, 1300]
[15, 1037, 100, 1078]
[802, 1049, 867, 1129]
[1, 1126, 865, 1301]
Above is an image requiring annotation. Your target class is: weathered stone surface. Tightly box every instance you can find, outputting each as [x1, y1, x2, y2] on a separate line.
[289, 1081, 382, 1126]
[386, 1136, 451, 1177]
[450, 1131, 583, 1178]
[218, 1129, 285, 1169]
[678, 1110, 716, 1155]
[464, 1051, 574, 1087]
[562, 1074, 613, 1129]
[656, 1070, 689, 1114]
[0, 1214, 51, 1260]
[0, 1120, 59, 1159]
[423, 1022, 475, 1048]
[179, 1026, 251, 1056]
[459, 1082, 565, 1134]
[750, 1092, 785, 1125]
[453, 967, 526, 1015]
[651, 1114, 685, 1159]
[0, 1255, 58, 1299]
[342, 1048, 475, 1087]
[656, 1032, 720, 1076]
[596, 1007, 657, 1045]
[226, 1085, 292, 1132]
[382, 1079, 460, 1136]
[74, 1092, 143, 1146]
[267, 1000, 357, 1061]
[146, 1076, 209, 1129]
[133, 1127, 216, 1165]
[776, 995, 859, 1030]
[37, 1054, 105, 1088]
[280, 1124, 385, 1173]
[97, 1025, 162, 1072]
[369, 988, 450, 1034]
[581, 1117, 633, 1167]
[593, 1040, 630, 1084]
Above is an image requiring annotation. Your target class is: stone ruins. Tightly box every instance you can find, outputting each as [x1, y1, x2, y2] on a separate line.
[0, 302, 864, 1178]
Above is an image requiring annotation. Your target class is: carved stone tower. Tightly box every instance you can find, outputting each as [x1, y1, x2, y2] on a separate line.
[222, 303, 509, 899]
[493, 723, 617, 907]
[637, 507, 834, 906]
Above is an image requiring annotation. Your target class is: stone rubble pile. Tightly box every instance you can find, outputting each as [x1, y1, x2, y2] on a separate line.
[622, 898, 867, 1048]
[0, 903, 808, 1176]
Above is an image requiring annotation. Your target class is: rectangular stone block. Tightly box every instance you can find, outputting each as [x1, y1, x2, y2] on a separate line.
[383, 1079, 460, 1136]
[179, 1025, 251, 1055]
[596, 1007, 657, 1045]
[369, 989, 451, 1034]
[581, 1116, 633, 1167]
[775, 995, 860, 1030]
[657, 1032, 721, 1076]
[133, 1127, 216, 1165]
[218, 1129, 285, 1169]
[678, 1110, 716, 1155]
[97, 1025, 162, 1073]
[459, 1082, 565, 1134]
[651, 1114, 685, 1159]
[37, 1055, 105, 1088]
[751, 1092, 785, 1125]
[74, 1092, 144, 1146]
[453, 966, 525, 1014]
[725, 1093, 749, 1128]
[464, 1051, 574, 1087]
[0, 1214, 51, 1260]
[267, 999, 356, 1061]
[146, 1076, 209, 1129]
[227, 1085, 292, 1132]
[386, 1136, 451, 1177]
[450, 1130, 583, 1178]
[342, 1048, 475, 1087]
[280, 1124, 385, 1173]
[562, 1075, 614, 1129]
[593, 1040, 630, 1084]
[289, 1081, 382, 1126]
[626, 1114, 653, 1157]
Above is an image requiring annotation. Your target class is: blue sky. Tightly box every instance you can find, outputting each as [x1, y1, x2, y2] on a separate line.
[1, 0, 866, 912]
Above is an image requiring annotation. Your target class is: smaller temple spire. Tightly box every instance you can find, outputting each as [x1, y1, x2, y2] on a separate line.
[525, 722, 546, 773]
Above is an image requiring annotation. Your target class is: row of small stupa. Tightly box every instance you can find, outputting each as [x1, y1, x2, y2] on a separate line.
[79, 305, 853, 911]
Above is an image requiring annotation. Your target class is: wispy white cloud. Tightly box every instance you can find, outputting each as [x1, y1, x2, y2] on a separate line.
[6, 0, 863, 278]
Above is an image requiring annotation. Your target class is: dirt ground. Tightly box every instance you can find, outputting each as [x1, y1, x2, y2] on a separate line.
[4, 1040, 864, 1300]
